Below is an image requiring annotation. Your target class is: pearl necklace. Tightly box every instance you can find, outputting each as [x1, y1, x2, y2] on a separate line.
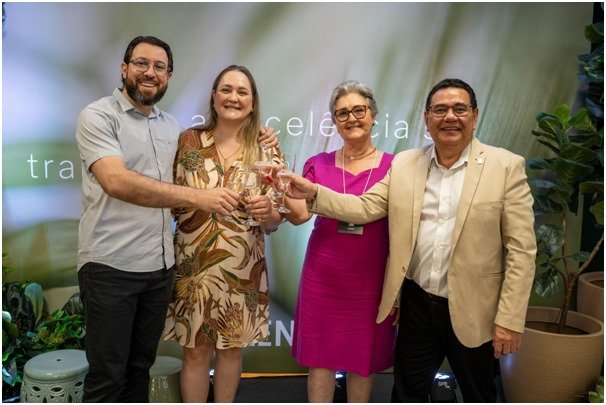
[343, 146, 376, 161]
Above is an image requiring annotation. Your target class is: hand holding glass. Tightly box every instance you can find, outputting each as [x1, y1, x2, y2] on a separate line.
[222, 170, 246, 224]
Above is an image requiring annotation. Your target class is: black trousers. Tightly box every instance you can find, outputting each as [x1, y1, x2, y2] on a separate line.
[78, 262, 174, 403]
[391, 280, 497, 402]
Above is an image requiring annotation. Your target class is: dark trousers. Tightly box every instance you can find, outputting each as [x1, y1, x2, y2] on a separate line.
[78, 262, 174, 403]
[391, 280, 497, 402]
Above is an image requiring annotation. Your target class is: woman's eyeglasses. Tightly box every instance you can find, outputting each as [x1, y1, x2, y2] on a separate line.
[334, 105, 369, 122]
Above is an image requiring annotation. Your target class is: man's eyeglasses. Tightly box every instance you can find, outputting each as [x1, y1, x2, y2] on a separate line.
[427, 103, 474, 118]
[334, 105, 369, 122]
[129, 59, 169, 77]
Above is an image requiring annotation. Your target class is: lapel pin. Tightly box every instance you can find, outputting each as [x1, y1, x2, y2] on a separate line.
[476, 157, 484, 165]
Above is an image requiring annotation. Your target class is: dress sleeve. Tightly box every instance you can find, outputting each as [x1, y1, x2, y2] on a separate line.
[303, 155, 316, 182]
[171, 130, 193, 216]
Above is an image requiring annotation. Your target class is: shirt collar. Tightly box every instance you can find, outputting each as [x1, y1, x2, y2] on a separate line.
[429, 141, 472, 171]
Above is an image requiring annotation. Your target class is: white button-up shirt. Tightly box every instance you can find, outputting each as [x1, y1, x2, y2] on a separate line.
[407, 143, 471, 298]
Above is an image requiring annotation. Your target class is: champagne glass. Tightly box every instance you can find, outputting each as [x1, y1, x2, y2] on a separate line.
[222, 169, 245, 224]
[275, 152, 296, 214]
[242, 169, 262, 227]
[254, 145, 274, 184]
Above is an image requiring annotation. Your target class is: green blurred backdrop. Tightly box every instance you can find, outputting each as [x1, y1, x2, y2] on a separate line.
[2, 2, 594, 372]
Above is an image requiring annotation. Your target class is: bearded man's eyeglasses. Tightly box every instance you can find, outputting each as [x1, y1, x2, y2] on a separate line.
[129, 59, 169, 77]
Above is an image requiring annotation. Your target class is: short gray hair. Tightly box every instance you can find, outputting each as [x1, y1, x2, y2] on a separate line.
[329, 80, 379, 120]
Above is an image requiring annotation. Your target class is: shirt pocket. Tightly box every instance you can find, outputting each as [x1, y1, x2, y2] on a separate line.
[152, 138, 177, 179]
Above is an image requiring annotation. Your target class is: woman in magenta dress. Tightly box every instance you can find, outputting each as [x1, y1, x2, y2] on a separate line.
[285, 80, 397, 402]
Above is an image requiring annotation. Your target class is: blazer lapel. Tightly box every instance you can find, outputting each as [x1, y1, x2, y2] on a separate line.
[451, 138, 485, 249]
[411, 147, 431, 249]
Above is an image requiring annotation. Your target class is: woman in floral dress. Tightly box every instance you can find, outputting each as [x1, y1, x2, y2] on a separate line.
[164, 65, 283, 402]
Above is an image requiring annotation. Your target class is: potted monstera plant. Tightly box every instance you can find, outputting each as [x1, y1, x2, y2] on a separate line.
[500, 19, 604, 403]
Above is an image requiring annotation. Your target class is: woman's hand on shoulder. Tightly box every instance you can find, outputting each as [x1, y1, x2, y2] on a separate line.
[259, 127, 280, 149]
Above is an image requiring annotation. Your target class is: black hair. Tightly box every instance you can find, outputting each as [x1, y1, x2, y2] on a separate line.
[123, 36, 173, 73]
[425, 78, 477, 110]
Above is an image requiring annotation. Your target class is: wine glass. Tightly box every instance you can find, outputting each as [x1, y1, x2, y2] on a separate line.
[275, 152, 296, 214]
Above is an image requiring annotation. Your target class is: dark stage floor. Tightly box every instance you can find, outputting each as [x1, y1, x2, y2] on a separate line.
[231, 372, 504, 402]
[233, 373, 394, 403]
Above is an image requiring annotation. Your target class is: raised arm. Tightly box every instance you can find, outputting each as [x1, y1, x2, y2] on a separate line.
[287, 171, 389, 224]
[90, 155, 240, 215]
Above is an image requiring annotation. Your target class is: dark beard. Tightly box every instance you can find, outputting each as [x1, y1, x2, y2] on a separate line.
[123, 77, 167, 106]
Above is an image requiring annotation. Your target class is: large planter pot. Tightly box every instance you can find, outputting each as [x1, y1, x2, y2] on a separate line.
[500, 306, 604, 402]
[577, 271, 604, 323]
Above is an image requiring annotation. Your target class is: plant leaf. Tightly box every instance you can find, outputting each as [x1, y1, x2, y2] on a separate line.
[535, 224, 564, 255]
[529, 178, 556, 189]
[570, 108, 596, 132]
[564, 251, 590, 262]
[2, 317, 19, 340]
[584, 21, 604, 44]
[24, 283, 44, 325]
[537, 114, 564, 136]
[553, 104, 571, 123]
[590, 200, 604, 225]
[526, 157, 555, 171]
[579, 180, 604, 194]
[533, 270, 560, 298]
[552, 157, 594, 189]
[533, 195, 563, 215]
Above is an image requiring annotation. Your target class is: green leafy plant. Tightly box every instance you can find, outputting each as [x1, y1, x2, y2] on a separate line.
[2, 254, 85, 399]
[2, 281, 44, 392]
[527, 19, 604, 333]
[588, 376, 604, 403]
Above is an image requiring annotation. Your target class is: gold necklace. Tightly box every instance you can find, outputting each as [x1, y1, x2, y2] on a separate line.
[342, 148, 378, 194]
[215, 136, 243, 167]
[342, 146, 376, 161]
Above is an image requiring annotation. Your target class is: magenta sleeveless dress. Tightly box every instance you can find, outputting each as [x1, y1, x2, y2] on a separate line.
[291, 150, 397, 377]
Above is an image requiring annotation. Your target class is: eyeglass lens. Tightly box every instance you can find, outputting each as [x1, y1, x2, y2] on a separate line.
[130, 59, 168, 76]
[429, 104, 472, 117]
[335, 105, 368, 121]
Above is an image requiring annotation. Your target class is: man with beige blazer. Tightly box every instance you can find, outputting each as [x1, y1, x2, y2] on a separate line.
[287, 78, 536, 402]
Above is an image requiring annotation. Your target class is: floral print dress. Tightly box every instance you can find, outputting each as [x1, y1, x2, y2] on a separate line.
[164, 128, 277, 349]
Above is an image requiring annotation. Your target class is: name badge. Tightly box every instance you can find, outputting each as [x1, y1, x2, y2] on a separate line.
[338, 221, 364, 235]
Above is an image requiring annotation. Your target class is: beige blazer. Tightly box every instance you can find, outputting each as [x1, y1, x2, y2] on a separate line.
[312, 138, 536, 348]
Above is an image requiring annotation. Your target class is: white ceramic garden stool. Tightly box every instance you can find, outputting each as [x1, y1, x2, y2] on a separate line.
[148, 356, 183, 402]
[20, 349, 88, 402]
